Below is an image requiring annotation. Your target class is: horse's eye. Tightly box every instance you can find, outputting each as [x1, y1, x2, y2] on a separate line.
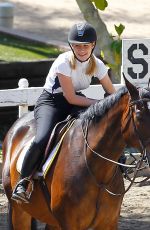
[136, 111, 143, 120]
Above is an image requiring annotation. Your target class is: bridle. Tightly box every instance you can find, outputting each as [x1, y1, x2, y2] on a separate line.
[81, 95, 150, 196]
[129, 96, 150, 151]
[128, 97, 150, 178]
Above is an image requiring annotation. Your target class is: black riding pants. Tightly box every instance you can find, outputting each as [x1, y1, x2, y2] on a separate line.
[34, 89, 86, 152]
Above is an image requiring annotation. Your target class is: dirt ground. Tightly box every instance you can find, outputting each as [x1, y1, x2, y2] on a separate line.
[3, 0, 150, 43]
[119, 179, 150, 230]
[0, 177, 150, 230]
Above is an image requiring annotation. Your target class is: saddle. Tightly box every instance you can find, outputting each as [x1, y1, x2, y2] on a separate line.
[38, 115, 76, 173]
[44, 116, 73, 162]
[17, 115, 76, 177]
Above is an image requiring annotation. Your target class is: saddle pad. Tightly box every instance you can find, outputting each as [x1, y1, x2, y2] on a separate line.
[17, 137, 35, 173]
[42, 138, 63, 178]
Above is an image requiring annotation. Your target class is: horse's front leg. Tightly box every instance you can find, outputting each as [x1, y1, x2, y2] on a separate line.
[10, 201, 32, 230]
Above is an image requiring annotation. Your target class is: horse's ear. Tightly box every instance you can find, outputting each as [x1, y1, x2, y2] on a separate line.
[122, 73, 139, 100]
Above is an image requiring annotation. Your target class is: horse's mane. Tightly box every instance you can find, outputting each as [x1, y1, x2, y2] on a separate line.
[79, 86, 128, 124]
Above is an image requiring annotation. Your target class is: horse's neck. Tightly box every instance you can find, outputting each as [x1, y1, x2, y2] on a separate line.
[87, 96, 128, 179]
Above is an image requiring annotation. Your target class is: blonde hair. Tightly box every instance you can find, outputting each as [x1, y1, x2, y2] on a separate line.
[69, 54, 97, 76]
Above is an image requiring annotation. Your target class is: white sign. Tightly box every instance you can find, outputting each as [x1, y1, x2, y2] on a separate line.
[122, 39, 150, 86]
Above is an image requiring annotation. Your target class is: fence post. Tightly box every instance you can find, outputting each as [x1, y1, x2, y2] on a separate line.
[18, 78, 29, 117]
[0, 2, 14, 28]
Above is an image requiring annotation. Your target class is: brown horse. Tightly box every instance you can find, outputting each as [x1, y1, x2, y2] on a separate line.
[2, 76, 150, 230]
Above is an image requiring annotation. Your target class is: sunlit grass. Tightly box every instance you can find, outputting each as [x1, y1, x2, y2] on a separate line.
[0, 34, 62, 62]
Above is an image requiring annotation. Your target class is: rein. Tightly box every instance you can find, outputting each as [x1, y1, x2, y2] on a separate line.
[81, 97, 150, 196]
[82, 121, 135, 196]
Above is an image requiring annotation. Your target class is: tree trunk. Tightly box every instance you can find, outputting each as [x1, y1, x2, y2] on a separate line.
[76, 0, 120, 82]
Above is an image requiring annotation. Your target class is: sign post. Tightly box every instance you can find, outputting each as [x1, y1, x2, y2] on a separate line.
[122, 39, 150, 87]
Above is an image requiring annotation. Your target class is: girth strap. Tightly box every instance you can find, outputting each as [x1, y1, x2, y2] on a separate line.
[38, 176, 52, 213]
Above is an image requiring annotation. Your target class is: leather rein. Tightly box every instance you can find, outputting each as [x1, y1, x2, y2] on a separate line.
[81, 97, 150, 196]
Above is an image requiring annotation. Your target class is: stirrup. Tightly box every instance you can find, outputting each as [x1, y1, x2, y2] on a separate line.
[11, 192, 29, 203]
[11, 178, 34, 203]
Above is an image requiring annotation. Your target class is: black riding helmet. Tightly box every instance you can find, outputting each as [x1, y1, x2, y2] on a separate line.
[68, 22, 97, 44]
[68, 22, 97, 62]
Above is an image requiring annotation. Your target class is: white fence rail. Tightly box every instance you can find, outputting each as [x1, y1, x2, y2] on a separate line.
[0, 78, 124, 117]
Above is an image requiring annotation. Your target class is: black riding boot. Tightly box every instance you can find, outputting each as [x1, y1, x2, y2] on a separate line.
[11, 142, 42, 203]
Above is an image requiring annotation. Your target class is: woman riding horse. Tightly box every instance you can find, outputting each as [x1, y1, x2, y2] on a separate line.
[11, 22, 115, 203]
[2, 76, 150, 229]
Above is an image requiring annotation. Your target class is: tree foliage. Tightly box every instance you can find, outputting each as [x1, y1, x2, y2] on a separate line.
[91, 0, 108, 10]
[76, 0, 125, 82]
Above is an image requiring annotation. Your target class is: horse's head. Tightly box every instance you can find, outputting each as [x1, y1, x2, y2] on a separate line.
[122, 74, 150, 164]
